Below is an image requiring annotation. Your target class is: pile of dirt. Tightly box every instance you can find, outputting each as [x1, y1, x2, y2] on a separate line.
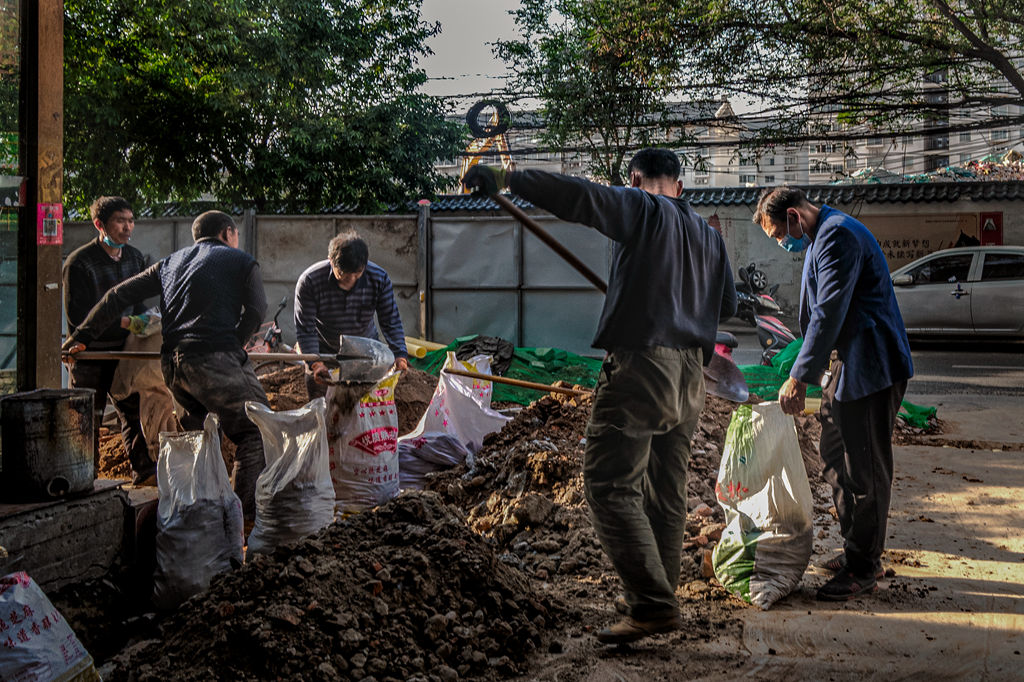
[101, 491, 563, 681]
[423, 393, 762, 585]
[98, 429, 133, 480]
[256, 363, 438, 436]
[393, 367, 439, 435]
[893, 412, 946, 445]
[255, 362, 308, 412]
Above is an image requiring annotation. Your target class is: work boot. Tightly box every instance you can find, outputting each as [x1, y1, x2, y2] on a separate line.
[595, 614, 683, 645]
[815, 570, 878, 601]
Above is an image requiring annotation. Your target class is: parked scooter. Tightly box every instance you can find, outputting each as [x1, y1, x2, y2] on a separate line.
[735, 264, 799, 366]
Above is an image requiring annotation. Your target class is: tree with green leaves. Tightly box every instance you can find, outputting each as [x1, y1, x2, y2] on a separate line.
[496, 0, 1024, 173]
[683, 0, 1024, 145]
[63, 0, 465, 213]
[496, 0, 704, 185]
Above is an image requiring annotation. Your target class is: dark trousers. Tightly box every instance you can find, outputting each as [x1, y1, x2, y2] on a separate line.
[160, 349, 269, 523]
[819, 378, 907, 577]
[69, 359, 153, 478]
[583, 346, 705, 620]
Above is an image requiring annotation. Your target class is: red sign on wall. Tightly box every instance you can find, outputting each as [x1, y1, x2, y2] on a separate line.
[979, 212, 1003, 246]
[36, 203, 63, 245]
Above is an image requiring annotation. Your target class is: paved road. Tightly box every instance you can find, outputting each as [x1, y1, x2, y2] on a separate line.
[727, 326, 1024, 397]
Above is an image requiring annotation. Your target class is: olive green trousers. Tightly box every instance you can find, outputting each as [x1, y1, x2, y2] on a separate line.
[584, 346, 705, 620]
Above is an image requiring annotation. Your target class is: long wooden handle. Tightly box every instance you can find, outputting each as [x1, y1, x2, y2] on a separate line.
[443, 367, 593, 397]
[492, 194, 608, 293]
[75, 350, 321, 362]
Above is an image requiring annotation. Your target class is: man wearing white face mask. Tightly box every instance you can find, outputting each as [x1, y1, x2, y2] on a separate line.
[63, 196, 154, 484]
[753, 187, 913, 601]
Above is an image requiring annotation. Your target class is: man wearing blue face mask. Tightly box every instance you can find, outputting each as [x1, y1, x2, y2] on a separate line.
[753, 187, 913, 601]
[63, 196, 154, 484]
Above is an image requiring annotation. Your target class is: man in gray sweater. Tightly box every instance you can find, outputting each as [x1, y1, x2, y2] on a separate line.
[463, 150, 736, 644]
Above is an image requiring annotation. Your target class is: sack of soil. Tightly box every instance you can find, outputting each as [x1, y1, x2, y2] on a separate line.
[152, 414, 244, 610]
[244, 398, 334, 555]
[328, 372, 401, 513]
[712, 402, 813, 610]
[400, 352, 510, 468]
[0, 572, 100, 681]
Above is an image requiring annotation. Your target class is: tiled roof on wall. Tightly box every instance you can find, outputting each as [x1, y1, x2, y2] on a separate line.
[63, 181, 1024, 220]
[429, 181, 1024, 211]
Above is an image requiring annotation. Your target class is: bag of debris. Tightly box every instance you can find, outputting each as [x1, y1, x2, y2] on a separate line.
[328, 372, 401, 513]
[152, 414, 244, 610]
[0, 571, 100, 682]
[110, 325, 180, 462]
[397, 432, 473, 490]
[400, 352, 510, 472]
[712, 402, 813, 610]
[244, 398, 335, 555]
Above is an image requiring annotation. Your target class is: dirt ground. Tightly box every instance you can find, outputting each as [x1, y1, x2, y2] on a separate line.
[78, 366, 1024, 681]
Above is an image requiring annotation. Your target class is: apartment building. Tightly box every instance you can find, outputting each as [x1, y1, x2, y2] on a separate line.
[448, 87, 1022, 188]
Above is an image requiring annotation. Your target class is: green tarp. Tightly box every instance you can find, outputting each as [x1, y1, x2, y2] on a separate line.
[409, 336, 602, 405]
[411, 336, 936, 427]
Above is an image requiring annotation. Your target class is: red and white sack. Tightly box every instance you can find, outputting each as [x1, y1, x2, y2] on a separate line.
[0, 572, 99, 682]
[327, 373, 401, 513]
[400, 352, 511, 471]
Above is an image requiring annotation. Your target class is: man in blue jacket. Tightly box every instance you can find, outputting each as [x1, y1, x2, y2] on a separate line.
[464, 150, 736, 643]
[754, 187, 913, 601]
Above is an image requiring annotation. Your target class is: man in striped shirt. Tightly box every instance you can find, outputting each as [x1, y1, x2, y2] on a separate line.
[294, 232, 408, 399]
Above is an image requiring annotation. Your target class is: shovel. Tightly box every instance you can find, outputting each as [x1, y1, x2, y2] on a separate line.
[74, 334, 396, 385]
[490, 193, 748, 402]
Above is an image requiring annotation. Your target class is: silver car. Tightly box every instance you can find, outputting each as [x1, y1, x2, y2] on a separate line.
[890, 246, 1024, 338]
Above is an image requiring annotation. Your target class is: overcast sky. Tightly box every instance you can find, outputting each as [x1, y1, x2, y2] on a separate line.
[418, 0, 522, 102]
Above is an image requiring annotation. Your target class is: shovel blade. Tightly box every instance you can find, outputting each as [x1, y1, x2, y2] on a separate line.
[703, 350, 749, 403]
[334, 335, 395, 383]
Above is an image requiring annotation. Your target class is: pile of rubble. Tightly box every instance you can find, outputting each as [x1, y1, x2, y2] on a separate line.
[102, 492, 563, 681]
[423, 392, 800, 586]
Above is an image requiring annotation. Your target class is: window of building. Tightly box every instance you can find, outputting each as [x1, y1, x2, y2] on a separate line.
[784, 156, 797, 165]
[694, 177, 709, 185]
[992, 129, 1009, 140]
[739, 174, 756, 184]
[768, 158, 775, 166]
[763, 175, 776, 184]
[960, 153, 972, 163]
[960, 131, 971, 142]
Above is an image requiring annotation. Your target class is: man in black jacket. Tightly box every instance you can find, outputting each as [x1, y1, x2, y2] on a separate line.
[463, 150, 736, 644]
[63, 196, 153, 484]
[63, 211, 269, 525]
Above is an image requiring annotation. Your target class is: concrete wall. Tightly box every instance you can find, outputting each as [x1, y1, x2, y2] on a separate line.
[63, 214, 421, 346]
[699, 196, 1024, 315]
[61, 193, 1024, 354]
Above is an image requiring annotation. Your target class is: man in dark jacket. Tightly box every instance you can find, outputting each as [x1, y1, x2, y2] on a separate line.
[63, 211, 269, 524]
[754, 187, 913, 601]
[63, 196, 153, 484]
[463, 150, 736, 644]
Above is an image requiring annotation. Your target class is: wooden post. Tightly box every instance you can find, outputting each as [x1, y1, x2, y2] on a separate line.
[17, 0, 63, 390]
